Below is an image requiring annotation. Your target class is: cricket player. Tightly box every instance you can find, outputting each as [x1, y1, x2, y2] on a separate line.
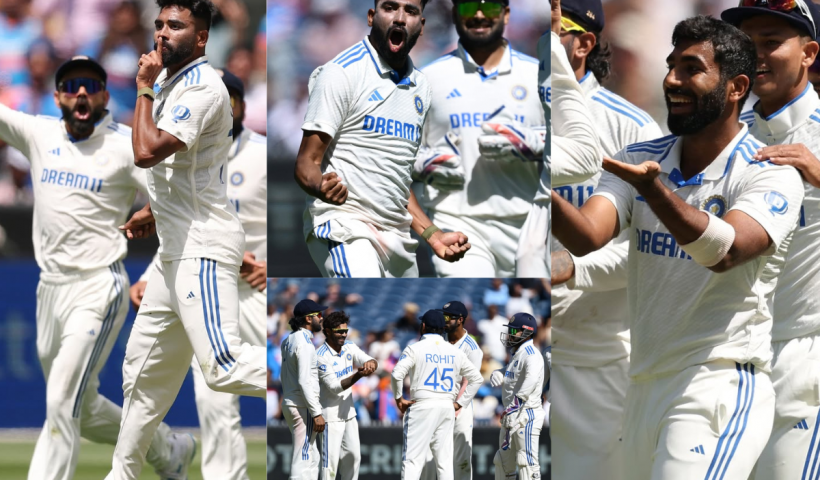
[108, 1, 266, 478]
[412, 0, 545, 277]
[281, 300, 327, 480]
[128, 68, 268, 480]
[548, 1, 662, 478]
[552, 16, 804, 479]
[392, 309, 483, 480]
[419, 301, 483, 480]
[489, 313, 545, 480]
[0, 55, 192, 480]
[721, 2, 820, 478]
[295, 0, 471, 278]
[316, 311, 378, 480]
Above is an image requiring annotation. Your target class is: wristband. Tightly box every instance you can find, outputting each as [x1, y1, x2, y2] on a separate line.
[679, 213, 735, 267]
[422, 225, 441, 240]
[137, 87, 155, 100]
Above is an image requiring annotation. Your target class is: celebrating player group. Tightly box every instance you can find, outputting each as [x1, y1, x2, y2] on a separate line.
[294, 0, 548, 278]
[550, 0, 820, 478]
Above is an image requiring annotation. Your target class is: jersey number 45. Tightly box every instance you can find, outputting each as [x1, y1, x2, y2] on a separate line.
[424, 368, 454, 392]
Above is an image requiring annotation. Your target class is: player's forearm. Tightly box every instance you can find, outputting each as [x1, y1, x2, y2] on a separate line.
[390, 374, 404, 399]
[551, 192, 614, 256]
[458, 371, 483, 407]
[550, 250, 575, 286]
[294, 132, 331, 197]
[339, 371, 363, 391]
[639, 178, 709, 246]
[132, 96, 166, 168]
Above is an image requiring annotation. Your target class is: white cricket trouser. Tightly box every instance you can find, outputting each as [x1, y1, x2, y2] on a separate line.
[402, 400, 456, 480]
[106, 258, 266, 480]
[623, 361, 774, 480]
[429, 211, 524, 278]
[550, 358, 628, 480]
[284, 406, 320, 480]
[307, 218, 419, 278]
[191, 282, 266, 480]
[752, 334, 820, 480]
[515, 200, 548, 278]
[420, 401, 474, 480]
[320, 417, 362, 480]
[493, 407, 544, 480]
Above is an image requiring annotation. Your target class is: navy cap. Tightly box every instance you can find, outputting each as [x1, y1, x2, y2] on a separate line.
[55, 55, 107, 89]
[420, 309, 446, 330]
[503, 312, 538, 336]
[441, 301, 468, 318]
[294, 299, 328, 317]
[722, 1, 819, 41]
[561, 0, 605, 33]
[216, 68, 245, 100]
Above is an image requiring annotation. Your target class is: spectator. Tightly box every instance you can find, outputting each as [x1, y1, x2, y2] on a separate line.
[318, 280, 362, 311]
[0, 0, 44, 107]
[505, 283, 535, 318]
[483, 278, 510, 309]
[273, 279, 300, 308]
[394, 302, 420, 333]
[17, 38, 59, 117]
[477, 305, 508, 364]
[369, 328, 400, 373]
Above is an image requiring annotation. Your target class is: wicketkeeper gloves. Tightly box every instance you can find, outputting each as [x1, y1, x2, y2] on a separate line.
[478, 121, 546, 163]
[412, 131, 465, 191]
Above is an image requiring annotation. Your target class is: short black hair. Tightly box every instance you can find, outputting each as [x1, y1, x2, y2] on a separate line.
[324, 311, 350, 332]
[423, 325, 445, 336]
[156, 0, 215, 30]
[374, 0, 430, 11]
[288, 317, 303, 332]
[586, 40, 612, 84]
[672, 15, 757, 110]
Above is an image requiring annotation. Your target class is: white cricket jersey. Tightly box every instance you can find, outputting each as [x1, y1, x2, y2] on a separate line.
[316, 340, 377, 422]
[451, 333, 483, 388]
[281, 329, 323, 418]
[0, 105, 145, 277]
[501, 339, 545, 410]
[536, 32, 550, 205]
[302, 36, 432, 237]
[417, 39, 543, 219]
[391, 333, 482, 406]
[593, 125, 803, 378]
[549, 31, 602, 188]
[227, 128, 267, 261]
[551, 72, 663, 368]
[748, 84, 820, 341]
[150, 55, 245, 266]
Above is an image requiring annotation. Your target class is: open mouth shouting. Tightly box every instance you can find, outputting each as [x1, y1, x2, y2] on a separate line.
[73, 101, 91, 122]
[388, 26, 407, 54]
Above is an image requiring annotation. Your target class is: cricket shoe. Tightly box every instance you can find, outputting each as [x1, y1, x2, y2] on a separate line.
[157, 433, 196, 480]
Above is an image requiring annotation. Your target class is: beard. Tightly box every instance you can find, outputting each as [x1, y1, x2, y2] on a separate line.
[310, 317, 322, 333]
[370, 24, 421, 67]
[456, 15, 506, 50]
[60, 101, 105, 138]
[666, 82, 727, 136]
[155, 37, 195, 68]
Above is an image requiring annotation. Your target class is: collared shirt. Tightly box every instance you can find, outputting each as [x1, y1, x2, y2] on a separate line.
[536, 32, 550, 205]
[281, 328, 323, 418]
[501, 339, 545, 410]
[749, 84, 820, 341]
[0, 105, 145, 277]
[416, 38, 544, 219]
[451, 332, 483, 388]
[316, 340, 376, 422]
[228, 128, 267, 262]
[593, 125, 803, 378]
[150, 55, 245, 266]
[302, 36, 432, 238]
[551, 72, 662, 368]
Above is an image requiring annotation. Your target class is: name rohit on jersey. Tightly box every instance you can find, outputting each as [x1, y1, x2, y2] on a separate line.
[362, 115, 421, 142]
[425, 353, 456, 364]
[41, 168, 103, 192]
[636, 228, 693, 261]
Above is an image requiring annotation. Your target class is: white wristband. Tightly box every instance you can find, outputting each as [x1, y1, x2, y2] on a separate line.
[679, 213, 736, 267]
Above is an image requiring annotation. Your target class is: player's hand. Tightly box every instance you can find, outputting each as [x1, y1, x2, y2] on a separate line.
[129, 280, 147, 311]
[453, 402, 462, 412]
[602, 156, 662, 193]
[478, 122, 545, 163]
[412, 133, 465, 191]
[551, 0, 562, 34]
[239, 251, 267, 291]
[428, 230, 471, 263]
[119, 205, 156, 239]
[319, 172, 348, 205]
[360, 360, 377, 375]
[490, 369, 504, 387]
[396, 398, 415, 414]
[754, 144, 820, 188]
[312, 415, 326, 433]
[137, 41, 164, 89]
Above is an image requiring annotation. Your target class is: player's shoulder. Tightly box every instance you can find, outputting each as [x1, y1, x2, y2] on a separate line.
[34, 114, 61, 124]
[623, 133, 677, 161]
[322, 41, 375, 77]
[461, 335, 480, 352]
[104, 120, 132, 139]
[420, 49, 459, 74]
[731, 132, 794, 177]
[590, 87, 655, 128]
[740, 109, 756, 128]
[316, 343, 331, 357]
[510, 47, 540, 68]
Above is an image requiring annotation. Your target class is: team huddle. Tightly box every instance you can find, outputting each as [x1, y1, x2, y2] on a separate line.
[294, 0, 549, 278]
[0, 0, 266, 478]
[281, 299, 546, 480]
[550, 0, 820, 479]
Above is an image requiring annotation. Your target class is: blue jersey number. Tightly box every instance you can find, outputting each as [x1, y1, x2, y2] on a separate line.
[424, 368, 454, 392]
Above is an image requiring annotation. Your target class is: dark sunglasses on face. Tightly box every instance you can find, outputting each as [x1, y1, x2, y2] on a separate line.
[58, 78, 106, 96]
[456, 1, 504, 19]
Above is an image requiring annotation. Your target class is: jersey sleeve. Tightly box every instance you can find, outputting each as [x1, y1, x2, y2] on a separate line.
[729, 164, 803, 254]
[568, 235, 629, 291]
[296, 342, 323, 418]
[301, 64, 353, 139]
[156, 84, 222, 152]
[350, 343, 377, 369]
[467, 342, 483, 369]
[316, 353, 343, 396]
[0, 103, 38, 158]
[515, 352, 545, 404]
[456, 352, 484, 408]
[390, 346, 415, 400]
[591, 149, 636, 234]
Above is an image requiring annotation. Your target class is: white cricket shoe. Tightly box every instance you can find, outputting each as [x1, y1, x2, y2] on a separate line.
[157, 433, 196, 480]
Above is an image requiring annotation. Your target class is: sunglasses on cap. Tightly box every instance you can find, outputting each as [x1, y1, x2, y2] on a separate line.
[561, 16, 588, 34]
[58, 78, 105, 96]
[738, 0, 817, 38]
[456, 1, 505, 19]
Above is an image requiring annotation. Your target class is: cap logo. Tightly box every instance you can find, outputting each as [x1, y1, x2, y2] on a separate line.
[586, 10, 595, 20]
[444, 303, 451, 308]
[71, 55, 90, 61]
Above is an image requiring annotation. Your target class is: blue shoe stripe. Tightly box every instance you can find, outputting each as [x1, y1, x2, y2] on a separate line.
[803, 407, 820, 479]
[210, 260, 236, 365]
[200, 259, 227, 372]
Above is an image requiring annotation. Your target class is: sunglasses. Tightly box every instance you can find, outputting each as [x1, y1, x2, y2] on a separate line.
[739, 0, 817, 37]
[304, 312, 323, 319]
[456, 1, 505, 19]
[561, 16, 587, 34]
[58, 78, 105, 96]
[331, 328, 349, 334]
[508, 327, 521, 335]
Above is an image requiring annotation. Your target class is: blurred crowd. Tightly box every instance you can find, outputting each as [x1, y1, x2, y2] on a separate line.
[265, 278, 551, 427]
[267, 0, 549, 162]
[0, 0, 266, 207]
